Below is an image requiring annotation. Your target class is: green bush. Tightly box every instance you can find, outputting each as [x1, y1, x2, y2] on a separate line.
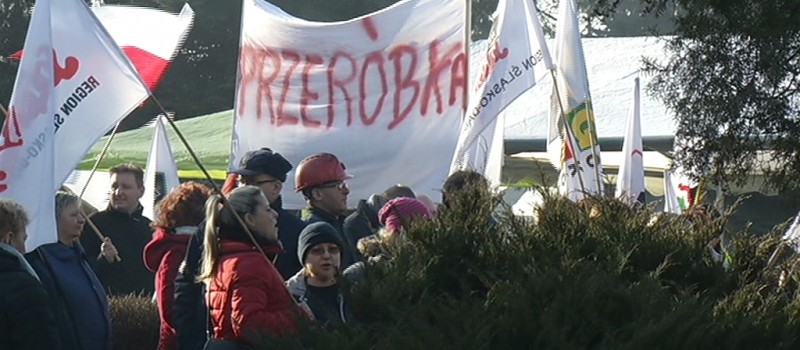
[105, 185, 800, 349]
[109, 293, 159, 350]
[251, 187, 800, 350]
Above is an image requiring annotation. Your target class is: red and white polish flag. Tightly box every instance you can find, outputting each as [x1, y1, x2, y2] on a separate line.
[90, 3, 194, 90]
[10, 3, 194, 92]
[1, 0, 150, 251]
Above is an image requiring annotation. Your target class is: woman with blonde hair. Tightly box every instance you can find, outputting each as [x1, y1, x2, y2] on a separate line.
[143, 181, 213, 350]
[200, 186, 305, 348]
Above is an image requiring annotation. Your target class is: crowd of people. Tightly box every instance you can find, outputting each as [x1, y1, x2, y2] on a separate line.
[0, 147, 476, 350]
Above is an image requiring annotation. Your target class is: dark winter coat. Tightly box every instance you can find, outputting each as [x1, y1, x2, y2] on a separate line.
[26, 242, 112, 350]
[343, 199, 380, 260]
[144, 227, 196, 350]
[270, 196, 305, 280]
[81, 204, 154, 295]
[303, 207, 358, 269]
[207, 238, 302, 345]
[285, 269, 351, 324]
[0, 243, 61, 350]
[172, 223, 208, 350]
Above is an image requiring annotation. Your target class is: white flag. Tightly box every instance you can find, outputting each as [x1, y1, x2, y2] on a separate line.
[1, 0, 149, 251]
[782, 212, 800, 252]
[663, 166, 696, 214]
[449, 0, 553, 185]
[142, 115, 180, 220]
[0, 0, 57, 250]
[547, 0, 603, 201]
[615, 77, 644, 205]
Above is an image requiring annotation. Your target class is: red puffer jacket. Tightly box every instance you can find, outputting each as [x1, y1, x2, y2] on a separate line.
[208, 239, 302, 344]
[143, 227, 194, 350]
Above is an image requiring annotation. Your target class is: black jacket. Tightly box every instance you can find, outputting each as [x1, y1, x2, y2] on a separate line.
[303, 207, 358, 269]
[0, 244, 61, 350]
[81, 204, 154, 295]
[172, 224, 207, 350]
[343, 199, 380, 259]
[271, 196, 306, 280]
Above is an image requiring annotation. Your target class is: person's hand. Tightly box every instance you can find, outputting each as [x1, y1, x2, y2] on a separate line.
[99, 237, 120, 263]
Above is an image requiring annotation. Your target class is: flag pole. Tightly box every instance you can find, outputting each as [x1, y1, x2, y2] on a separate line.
[78, 121, 122, 198]
[585, 102, 604, 194]
[548, 69, 588, 196]
[146, 94, 272, 263]
[464, 0, 472, 114]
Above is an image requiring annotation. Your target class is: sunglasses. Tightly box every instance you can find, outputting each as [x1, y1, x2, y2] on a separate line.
[317, 181, 348, 190]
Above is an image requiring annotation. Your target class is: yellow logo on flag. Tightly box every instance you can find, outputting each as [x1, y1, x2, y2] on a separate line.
[567, 101, 598, 151]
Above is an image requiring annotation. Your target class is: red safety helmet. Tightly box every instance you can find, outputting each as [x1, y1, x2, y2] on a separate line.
[294, 153, 353, 192]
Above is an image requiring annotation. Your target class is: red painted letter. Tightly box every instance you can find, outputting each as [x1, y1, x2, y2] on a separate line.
[388, 45, 419, 130]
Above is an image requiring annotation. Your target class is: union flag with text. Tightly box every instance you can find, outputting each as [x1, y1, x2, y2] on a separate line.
[0, 0, 149, 251]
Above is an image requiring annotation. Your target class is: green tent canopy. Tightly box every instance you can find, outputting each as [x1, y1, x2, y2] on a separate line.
[78, 109, 235, 179]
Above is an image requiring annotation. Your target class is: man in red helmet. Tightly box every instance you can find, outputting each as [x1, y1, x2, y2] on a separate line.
[295, 153, 358, 268]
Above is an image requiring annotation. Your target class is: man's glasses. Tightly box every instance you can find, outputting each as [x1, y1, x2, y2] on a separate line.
[317, 181, 348, 190]
[239, 178, 281, 186]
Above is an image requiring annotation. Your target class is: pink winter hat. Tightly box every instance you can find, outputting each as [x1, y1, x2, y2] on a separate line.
[378, 197, 432, 233]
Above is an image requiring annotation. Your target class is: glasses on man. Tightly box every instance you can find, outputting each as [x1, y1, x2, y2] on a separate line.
[317, 181, 348, 190]
[238, 178, 281, 186]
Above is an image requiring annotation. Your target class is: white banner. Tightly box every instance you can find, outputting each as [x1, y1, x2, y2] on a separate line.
[2, 0, 149, 250]
[232, 0, 467, 208]
[449, 0, 552, 185]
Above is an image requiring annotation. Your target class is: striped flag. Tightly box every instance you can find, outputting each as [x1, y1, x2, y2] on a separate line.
[10, 3, 194, 92]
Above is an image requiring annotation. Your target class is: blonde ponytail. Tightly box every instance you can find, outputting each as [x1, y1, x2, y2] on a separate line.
[198, 194, 224, 282]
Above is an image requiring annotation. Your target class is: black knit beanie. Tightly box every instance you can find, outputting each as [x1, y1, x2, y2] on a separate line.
[297, 222, 344, 264]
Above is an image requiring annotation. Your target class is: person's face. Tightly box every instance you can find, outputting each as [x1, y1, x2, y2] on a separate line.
[1, 228, 27, 253]
[243, 174, 283, 204]
[58, 202, 85, 245]
[110, 172, 144, 213]
[305, 242, 341, 281]
[246, 194, 279, 240]
[312, 181, 350, 216]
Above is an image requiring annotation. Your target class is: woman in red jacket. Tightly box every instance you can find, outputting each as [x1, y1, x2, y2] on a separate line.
[143, 182, 213, 350]
[199, 185, 306, 347]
